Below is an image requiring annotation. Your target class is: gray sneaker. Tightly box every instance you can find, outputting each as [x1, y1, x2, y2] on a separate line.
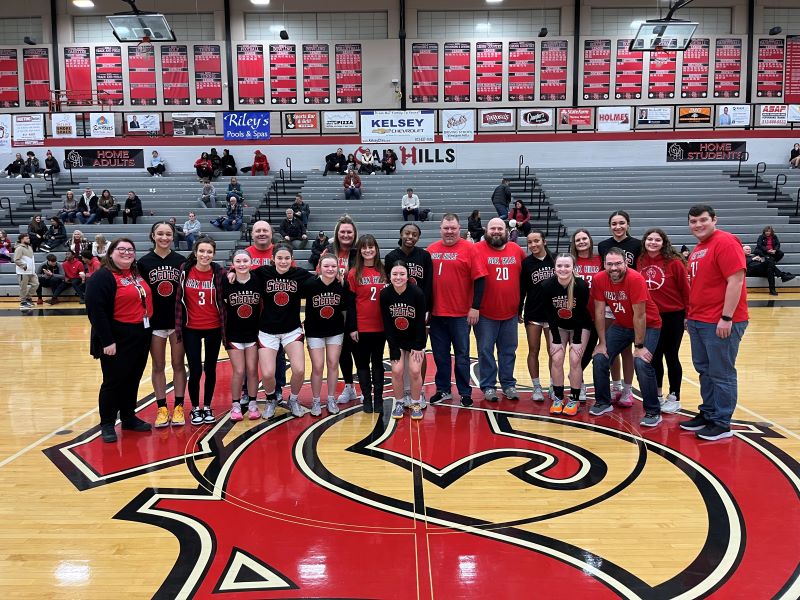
[391, 402, 405, 419]
[326, 397, 340, 414]
[310, 398, 322, 417]
[589, 403, 614, 416]
[483, 388, 499, 402]
[532, 384, 544, 402]
[287, 396, 304, 418]
[410, 403, 423, 420]
[419, 390, 427, 409]
[262, 397, 277, 419]
[640, 412, 662, 427]
[337, 384, 359, 404]
[502, 386, 519, 400]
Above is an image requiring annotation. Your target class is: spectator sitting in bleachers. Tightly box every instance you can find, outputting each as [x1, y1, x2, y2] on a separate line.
[182, 211, 202, 249]
[220, 149, 237, 176]
[756, 225, 784, 264]
[3, 152, 24, 178]
[123, 191, 143, 224]
[0, 229, 11, 262]
[290, 193, 310, 227]
[194, 152, 214, 180]
[147, 150, 166, 177]
[209, 148, 222, 177]
[77, 187, 99, 225]
[23, 151, 41, 178]
[61, 250, 85, 303]
[346, 153, 356, 172]
[92, 234, 108, 258]
[40, 217, 67, 252]
[358, 147, 379, 175]
[169, 217, 185, 249]
[381, 149, 398, 175]
[308, 231, 328, 269]
[245, 149, 269, 176]
[509, 200, 532, 239]
[58, 191, 79, 224]
[323, 148, 347, 176]
[36, 253, 67, 304]
[790, 143, 800, 169]
[468, 210, 485, 242]
[226, 177, 243, 201]
[344, 169, 362, 199]
[279, 207, 308, 249]
[211, 195, 244, 231]
[27, 215, 47, 251]
[68, 230, 88, 256]
[81, 249, 101, 277]
[401, 188, 420, 221]
[96, 190, 119, 224]
[745, 245, 795, 296]
[43, 150, 60, 179]
[198, 180, 217, 208]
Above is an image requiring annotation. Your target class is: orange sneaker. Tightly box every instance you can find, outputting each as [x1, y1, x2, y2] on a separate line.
[562, 399, 579, 416]
[549, 398, 563, 414]
[171, 404, 186, 426]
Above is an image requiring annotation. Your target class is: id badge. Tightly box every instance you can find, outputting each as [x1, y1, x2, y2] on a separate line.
[143, 316, 150, 329]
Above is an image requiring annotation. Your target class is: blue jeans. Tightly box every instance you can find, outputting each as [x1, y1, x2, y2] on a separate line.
[77, 212, 97, 225]
[344, 187, 361, 200]
[593, 325, 661, 414]
[687, 319, 747, 427]
[403, 208, 419, 221]
[474, 315, 518, 390]
[430, 315, 471, 396]
[221, 217, 242, 231]
[493, 203, 508, 220]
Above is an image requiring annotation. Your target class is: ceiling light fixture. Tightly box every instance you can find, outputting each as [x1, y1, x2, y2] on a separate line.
[73, 0, 95, 7]
[250, 0, 270, 5]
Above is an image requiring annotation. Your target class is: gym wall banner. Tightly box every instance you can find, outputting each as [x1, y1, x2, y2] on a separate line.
[360, 110, 435, 144]
[89, 112, 116, 138]
[0, 114, 10, 148]
[12, 114, 44, 146]
[172, 112, 216, 136]
[597, 106, 631, 131]
[222, 111, 271, 140]
[126, 113, 160, 132]
[65, 148, 144, 169]
[519, 108, 554, 128]
[666, 141, 746, 162]
[323, 111, 357, 130]
[678, 106, 711, 124]
[442, 110, 475, 141]
[759, 105, 787, 126]
[52, 113, 78, 138]
[637, 106, 671, 125]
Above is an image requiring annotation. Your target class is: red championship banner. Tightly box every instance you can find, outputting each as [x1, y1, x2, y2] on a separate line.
[411, 42, 438, 103]
[194, 44, 222, 105]
[713, 38, 741, 98]
[269, 43, 297, 104]
[583, 39, 611, 100]
[444, 42, 470, 102]
[94, 45, 123, 105]
[23, 47, 49, 108]
[787, 36, 800, 104]
[0, 48, 19, 108]
[476, 41, 503, 102]
[334, 43, 362, 104]
[508, 41, 535, 101]
[540, 39, 568, 101]
[63, 46, 92, 105]
[647, 51, 677, 99]
[127, 45, 156, 105]
[162, 45, 190, 105]
[302, 43, 330, 105]
[615, 40, 643, 100]
[236, 43, 265, 105]
[756, 38, 784, 98]
[680, 37, 709, 98]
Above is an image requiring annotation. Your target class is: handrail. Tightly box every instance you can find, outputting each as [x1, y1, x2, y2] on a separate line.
[554, 224, 568, 253]
[62, 160, 76, 186]
[536, 189, 546, 220]
[23, 183, 36, 212]
[735, 152, 750, 177]
[0, 197, 13, 226]
[518, 155, 524, 180]
[43, 172, 57, 197]
[752, 162, 767, 188]
[794, 188, 800, 217]
[522, 166, 531, 191]
[774, 174, 788, 203]
[545, 207, 552, 236]
[278, 169, 286, 194]
[285, 157, 293, 182]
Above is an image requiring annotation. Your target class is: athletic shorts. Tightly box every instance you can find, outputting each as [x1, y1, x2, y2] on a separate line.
[307, 334, 344, 350]
[258, 328, 304, 350]
[527, 321, 549, 328]
[152, 328, 176, 339]
[229, 341, 257, 350]
[388, 343, 416, 362]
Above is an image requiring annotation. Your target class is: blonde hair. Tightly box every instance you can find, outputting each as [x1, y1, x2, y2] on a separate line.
[94, 233, 107, 251]
[555, 253, 577, 312]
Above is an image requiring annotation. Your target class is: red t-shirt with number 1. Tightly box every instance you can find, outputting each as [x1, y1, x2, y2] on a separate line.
[427, 238, 488, 317]
[185, 266, 220, 330]
[591, 269, 662, 329]
[687, 229, 748, 323]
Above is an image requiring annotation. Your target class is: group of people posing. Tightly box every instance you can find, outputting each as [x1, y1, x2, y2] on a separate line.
[85, 204, 749, 445]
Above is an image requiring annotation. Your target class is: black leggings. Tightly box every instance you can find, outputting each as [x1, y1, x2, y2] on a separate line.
[340, 334, 356, 384]
[183, 327, 222, 408]
[353, 332, 386, 401]
[580, 323, 599, 371]
[652, 310, 685, 399]
[98, 322, 151, 425]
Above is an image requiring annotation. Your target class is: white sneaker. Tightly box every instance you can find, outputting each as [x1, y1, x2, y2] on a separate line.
[532, 384, 544, 402]
[337, 384, 360, 404]
[262, 397, 277, 419]
[660, 393, 681, 414]
[419, 390, 427, 409]
[579, 384, 587, 402]
[403, 390, 412, 408]
[287, 396, 304, 418]
[310, 398, 322, 417]
[618, 389, 634, 408]
[326, 397, 340, 414]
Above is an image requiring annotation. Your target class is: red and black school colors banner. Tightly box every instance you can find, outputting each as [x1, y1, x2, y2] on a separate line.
[335, 43, 362, 104]
[302, 43, 330, 105]
[444, 42, 470, 102]
[615, 40, 643, 100]
[540, 40, 567, 101]
[95, 46, 124, 105]
[0, 48, 18, 108]
[680, 38, 709, 99]
[508, 41, 535, 101]
[128, 45, 157, 105]
[411, 42, 438, 103]
[713, 38, 741, 98]
[194, 44, 223, 105]
[237, 43, 265, 105]
[162, 45, 190, 106]
[23, 47, 50, 108]
[270, 43, 297, 104]
[64, 46, 92, 105]
[756, 38, 784, 99]
[583, 39, 611, 100]
[647, 51, 676, 99]
[788, 35, 800, 104]
[476, 42, 502, 102]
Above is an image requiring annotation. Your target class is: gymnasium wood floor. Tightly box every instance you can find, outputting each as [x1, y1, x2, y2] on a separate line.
[1, 291, 799, 599]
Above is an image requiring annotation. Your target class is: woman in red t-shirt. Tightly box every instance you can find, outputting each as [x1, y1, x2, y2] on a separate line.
[346, 234, 387, 414]
[638, 228, 690, 414]
[175, 237, 226, 426]
[85, 237, 154, 443]
[570, 228, 602, 402]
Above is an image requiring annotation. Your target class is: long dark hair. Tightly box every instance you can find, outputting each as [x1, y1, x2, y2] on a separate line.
[185, 236, 217, 270]
[102, 237, 139, 275]
[513, 200, 529, 218]
[354, 234, 385, 283]
[149, 221, 176, 249]
[608, 210, 632, 237]
[642, 228, 686, 264]
[570, 228, 595, 259]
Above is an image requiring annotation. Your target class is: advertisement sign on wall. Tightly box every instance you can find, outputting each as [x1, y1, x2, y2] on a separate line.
[222, 112, 271, 140]
[12, 114, 44, 146]
[666, 141, 746, 162]
[172, 112, 216, 136]
[126, 113, 161, 132]
[284, 112, 318, 130]
[597, 106, 631, 131]
[759, 105, 787, 126]
[678, 106, 711, 124]
[360, 110, 435, 143]
[519, 108, 554, 128]
[323, 111, 357, 130]
[789, 105, 800, 122]
[559, 108, 593, 125]
[65, 148, 144, 169]
[0, 114, 10, 148]
[89, 113, 116, 138]
[636, 107, 671, 125]
[51, 113, 78, 138]
[442, 110, 474, 141]
[718, 104, 750, 126]
[480, 109, 514, 127]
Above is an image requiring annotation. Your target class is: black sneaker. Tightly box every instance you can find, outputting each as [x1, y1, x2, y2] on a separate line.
[121, 416, 152, 432]
[362, 397, 374, 413]
[679, 413, 708, 431]
[100, 424, 117, 443]
[781, 272, 796, 283]
[429, 391, 452, 404]
[190, 407, 204, 425]
[696, 424, 733, 441]
[203, 407, 216, 424]
[460, 395, 474, 407]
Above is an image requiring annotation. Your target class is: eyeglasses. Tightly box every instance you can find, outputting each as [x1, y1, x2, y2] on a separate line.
[116, 247, 136, 255]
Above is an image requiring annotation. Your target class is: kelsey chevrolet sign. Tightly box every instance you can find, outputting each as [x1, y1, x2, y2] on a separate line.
[360, 110, 435, 143]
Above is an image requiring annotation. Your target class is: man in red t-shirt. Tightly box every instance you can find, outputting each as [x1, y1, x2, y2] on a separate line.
[474, 218, 525, 401]
[590, 247, 663, 426]
[427, 213, 488, 406]
[680, 205, 748, 441]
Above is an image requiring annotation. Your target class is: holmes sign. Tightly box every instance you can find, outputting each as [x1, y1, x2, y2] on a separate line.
[666, 141, 746, 162]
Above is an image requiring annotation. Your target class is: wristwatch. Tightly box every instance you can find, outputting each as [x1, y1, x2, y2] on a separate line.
[720, 315, 733, 322]
[634, 343, 644, 349]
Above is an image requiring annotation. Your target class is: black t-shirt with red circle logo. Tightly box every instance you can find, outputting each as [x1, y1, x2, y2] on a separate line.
[223, 273, 263, 343]
[380, 284, 427, 352]
[303, 276, 345, 338]
[540, 276, 592, 344]
[137, 250, 184, 330]
[255, 265, 314, 334]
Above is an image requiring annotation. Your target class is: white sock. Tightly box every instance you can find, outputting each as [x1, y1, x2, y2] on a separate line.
[623, 383, 632, 394]
[327, 395, 335, 402]
[290, 393, 299, 401]
[612, 379, 622, 388]
[533, 378, 541, 386]
[312, 396, 320, 402]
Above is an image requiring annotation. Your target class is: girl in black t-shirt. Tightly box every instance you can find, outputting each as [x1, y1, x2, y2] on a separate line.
[303, 255, 345, 417]
[223, 250, 263, 422]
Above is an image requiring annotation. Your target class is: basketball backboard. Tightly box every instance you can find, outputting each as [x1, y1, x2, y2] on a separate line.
[628, 20, 697, 52]
[106, 14, 176, 43]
